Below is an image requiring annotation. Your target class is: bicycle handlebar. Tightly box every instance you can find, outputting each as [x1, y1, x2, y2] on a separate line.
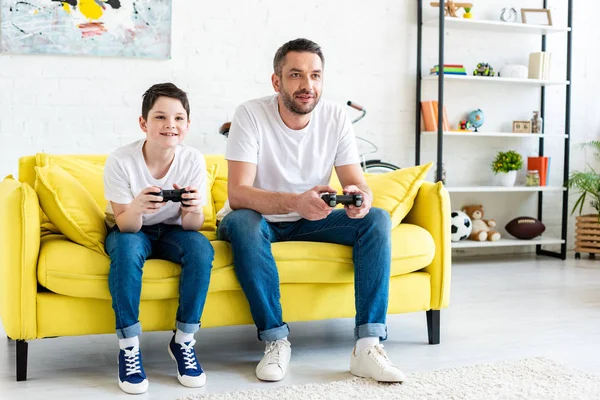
[347, 101, 364, 112]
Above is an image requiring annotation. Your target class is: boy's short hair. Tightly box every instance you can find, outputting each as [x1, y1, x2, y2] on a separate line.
[273, 38, 325, 76]
[141, 82, 190, 120]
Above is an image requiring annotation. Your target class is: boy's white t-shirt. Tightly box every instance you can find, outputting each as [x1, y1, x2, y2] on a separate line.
[103, 139, 207, 228]
[221, 94, 360, 223]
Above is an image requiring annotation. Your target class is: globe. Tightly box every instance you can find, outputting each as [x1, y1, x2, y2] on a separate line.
[467, 109, 484, 132]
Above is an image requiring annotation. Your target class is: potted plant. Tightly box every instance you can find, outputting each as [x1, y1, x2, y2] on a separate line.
[567, 141, 600, 258]
[491, 150, 523, 186]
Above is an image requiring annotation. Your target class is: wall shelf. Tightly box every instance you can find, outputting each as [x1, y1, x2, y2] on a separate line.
[452, 237, 565, 249]
[422, 131, 568, 139]
[424, 17, 571, 36]
[446, 186, 565, 193]
[422, 74, 570, 87]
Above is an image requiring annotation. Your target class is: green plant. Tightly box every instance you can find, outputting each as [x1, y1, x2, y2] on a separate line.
[491, 150, 523, 174]
[567, 140, 600, 216]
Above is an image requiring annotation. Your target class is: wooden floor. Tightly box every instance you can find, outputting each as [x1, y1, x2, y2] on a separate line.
[1, 254, 599, 400]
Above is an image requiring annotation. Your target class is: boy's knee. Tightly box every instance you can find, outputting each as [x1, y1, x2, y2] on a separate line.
[366, 208, 392, 232]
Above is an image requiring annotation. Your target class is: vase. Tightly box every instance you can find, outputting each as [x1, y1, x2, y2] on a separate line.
[498, 170, 517, 186]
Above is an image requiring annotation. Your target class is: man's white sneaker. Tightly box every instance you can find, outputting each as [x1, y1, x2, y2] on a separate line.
[350, 344, 406, 383]
[255, 339, 291, 381]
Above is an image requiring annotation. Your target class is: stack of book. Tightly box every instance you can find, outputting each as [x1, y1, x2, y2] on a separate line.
[430, 64, 467, 75]
[528, 52, 552, 80]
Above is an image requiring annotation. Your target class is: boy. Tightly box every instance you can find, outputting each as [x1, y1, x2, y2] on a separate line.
[103, 82, 214, 394]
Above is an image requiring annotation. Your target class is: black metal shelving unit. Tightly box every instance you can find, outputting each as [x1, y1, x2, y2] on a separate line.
[415, 0, 573, 260]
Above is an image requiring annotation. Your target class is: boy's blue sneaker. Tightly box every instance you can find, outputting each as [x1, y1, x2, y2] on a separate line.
[118, 346, 149, 394]
[168, 335, 206, 387]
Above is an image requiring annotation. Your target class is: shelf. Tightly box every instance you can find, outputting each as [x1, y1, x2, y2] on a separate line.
[422, 74, 570, 86]
[424, 17, 571, 35]
[422, 131, 568, 139]
[452, 236, 565, 249]
[445, 186, 565, 193]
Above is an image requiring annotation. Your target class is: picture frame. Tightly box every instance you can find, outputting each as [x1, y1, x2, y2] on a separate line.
[513, 120, 532, 134]
[521, 8, 553, 26]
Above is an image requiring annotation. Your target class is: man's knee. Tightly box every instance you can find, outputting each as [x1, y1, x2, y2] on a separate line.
[219, 209, 267, 241]
[366, 207, 392, 232]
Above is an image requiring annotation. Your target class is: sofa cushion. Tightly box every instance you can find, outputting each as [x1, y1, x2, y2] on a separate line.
[35, 164, 108, 255]
[37, 224, 434, 300]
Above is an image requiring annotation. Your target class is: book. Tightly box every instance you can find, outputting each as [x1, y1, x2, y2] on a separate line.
[528, 52, 544, 79]
[430, 71, 467, 75]
[527, 156, 549, 186]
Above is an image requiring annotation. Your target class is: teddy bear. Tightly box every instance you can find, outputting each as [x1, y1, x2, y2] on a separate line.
[461, 204, 501, 242]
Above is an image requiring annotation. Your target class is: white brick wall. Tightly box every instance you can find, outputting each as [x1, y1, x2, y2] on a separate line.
[0, 0, 598, 255]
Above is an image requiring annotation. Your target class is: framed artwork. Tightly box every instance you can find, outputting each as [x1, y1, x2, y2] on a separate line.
[0, 0, 172, 59]
[521, 8, 553, 26]
[513, 120, 532, 134]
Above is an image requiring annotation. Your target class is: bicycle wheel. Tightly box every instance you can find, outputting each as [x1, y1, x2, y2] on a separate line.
[363, 160, 400, 174]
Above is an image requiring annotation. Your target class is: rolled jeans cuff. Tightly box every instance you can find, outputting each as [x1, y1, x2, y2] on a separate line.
[258, 323, 290, 342]
[116, 322, 142, 339]
[355, 323, 387, 341]
[176, 321, 200, 334]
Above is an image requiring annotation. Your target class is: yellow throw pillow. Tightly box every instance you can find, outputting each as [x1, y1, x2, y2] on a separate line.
[35, 154, 107, 210]
[200, 164, 219, 233]
[211, 177, 228, 218]
[366, 162, 432, 227]
[34, 164, 107, 255]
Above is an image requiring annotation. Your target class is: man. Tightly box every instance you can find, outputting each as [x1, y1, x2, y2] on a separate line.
[217, 38, 405, 383]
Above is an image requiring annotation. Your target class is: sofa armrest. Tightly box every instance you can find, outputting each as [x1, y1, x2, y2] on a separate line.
[0, 176, 39, 340]
[403, 181, 451, 310]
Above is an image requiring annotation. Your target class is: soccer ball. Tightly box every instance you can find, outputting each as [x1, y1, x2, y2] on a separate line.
[451, 211, 472, 242]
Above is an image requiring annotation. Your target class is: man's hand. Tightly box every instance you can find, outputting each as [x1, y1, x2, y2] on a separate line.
[131, 186, 165, 215]
[342, 185, 372, 219]
[174, 183, 203, 215]
[296, 185, 337, 221]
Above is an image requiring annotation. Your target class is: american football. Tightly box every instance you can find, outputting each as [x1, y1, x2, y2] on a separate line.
[505, 217, 545, 240]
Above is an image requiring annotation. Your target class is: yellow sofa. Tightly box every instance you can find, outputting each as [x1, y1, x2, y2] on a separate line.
[0, 154, 451, 382]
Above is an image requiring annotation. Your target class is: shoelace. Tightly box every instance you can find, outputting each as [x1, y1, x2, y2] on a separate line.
[123, 347, 143, 376]
[367, 344, 396, 371]
[264, 340, 287, 366]
[179, 339, 198, 370]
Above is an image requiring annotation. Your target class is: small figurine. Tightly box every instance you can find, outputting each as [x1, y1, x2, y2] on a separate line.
[463, 6, 473, 18]
[473, 62, 495, 77]
[458, 119, 472, 131]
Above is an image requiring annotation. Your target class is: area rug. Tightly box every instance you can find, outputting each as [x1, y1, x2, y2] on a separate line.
[180, 358, 600, 400]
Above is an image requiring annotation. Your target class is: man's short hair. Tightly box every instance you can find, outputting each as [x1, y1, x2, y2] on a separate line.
[273, 38, 325, 76]
[141, 82, 190, 120]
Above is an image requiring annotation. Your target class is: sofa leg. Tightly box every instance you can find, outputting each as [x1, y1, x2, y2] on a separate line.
[16, 340, 28, 381]
[426, 310, 440, 345]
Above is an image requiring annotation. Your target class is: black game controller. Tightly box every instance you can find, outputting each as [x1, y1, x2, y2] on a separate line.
[150, 189, 190, 206]
[320, 192, 363, 207]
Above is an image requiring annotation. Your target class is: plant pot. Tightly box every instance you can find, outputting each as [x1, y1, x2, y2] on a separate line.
[575, 214, 600, 259]
[498, 170, 517, 186]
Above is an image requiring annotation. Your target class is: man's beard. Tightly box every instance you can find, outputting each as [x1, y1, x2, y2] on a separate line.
[280, 88, 320, 115]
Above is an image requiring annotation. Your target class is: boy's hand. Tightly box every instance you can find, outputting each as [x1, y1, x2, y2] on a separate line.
[343, 185, 371, 219]
[296, 185, 336, 221]
[174, 184, 203, 214]
[132, 186, 165, 215]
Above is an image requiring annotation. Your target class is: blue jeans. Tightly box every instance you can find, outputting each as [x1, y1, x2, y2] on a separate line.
[217, 208, 391, 341]
[105, 224, 214, 339]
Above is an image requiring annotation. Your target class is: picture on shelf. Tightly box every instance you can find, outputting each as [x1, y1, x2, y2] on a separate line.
[521, 8, 553, 26]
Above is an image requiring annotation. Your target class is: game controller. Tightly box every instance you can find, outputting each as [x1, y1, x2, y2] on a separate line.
[150, 189, 190, 206]
[320, 192, 363, 207]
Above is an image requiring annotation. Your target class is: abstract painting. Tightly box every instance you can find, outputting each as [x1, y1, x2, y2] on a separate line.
[0, 0, 172, 58]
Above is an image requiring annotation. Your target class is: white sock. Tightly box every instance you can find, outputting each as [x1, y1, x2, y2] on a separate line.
[119, 336, 139, 349]
[175, 330, 194, 344]
[355, 337, 379, 354]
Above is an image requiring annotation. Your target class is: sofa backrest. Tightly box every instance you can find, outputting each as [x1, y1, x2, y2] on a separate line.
[18, 153, 230, 218]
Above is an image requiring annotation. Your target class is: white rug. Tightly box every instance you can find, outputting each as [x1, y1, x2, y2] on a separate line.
[180, 358, 600, 400]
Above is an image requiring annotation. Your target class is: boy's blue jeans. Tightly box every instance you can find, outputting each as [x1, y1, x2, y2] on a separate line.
[105, 223, 214, 339]
[217, 208, 391, 342]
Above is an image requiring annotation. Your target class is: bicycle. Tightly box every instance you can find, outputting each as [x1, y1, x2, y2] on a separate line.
[218, 100, 400, 174]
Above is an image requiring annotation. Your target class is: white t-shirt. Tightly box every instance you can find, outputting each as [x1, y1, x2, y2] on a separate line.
[221, 94, 360, 222]
[103, 139, 207, 228]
